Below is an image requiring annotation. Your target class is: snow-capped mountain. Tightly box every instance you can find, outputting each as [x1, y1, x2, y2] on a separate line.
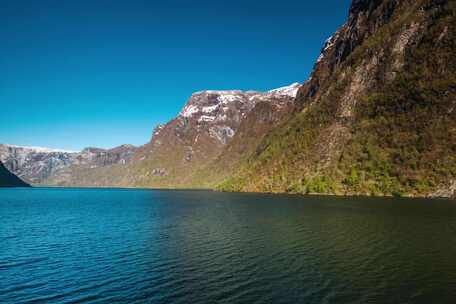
[176, 83, 301, 144]
[266, 82, 301, 98]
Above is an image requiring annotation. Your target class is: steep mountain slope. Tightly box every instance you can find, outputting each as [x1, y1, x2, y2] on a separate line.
[0, 161, 30, 187]
[0, 144, 137, 185]
[218, 0, 456, 197]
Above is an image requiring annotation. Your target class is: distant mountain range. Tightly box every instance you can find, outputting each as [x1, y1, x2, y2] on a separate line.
[0, 144, 137, 185]
[2, 0, 455, 198]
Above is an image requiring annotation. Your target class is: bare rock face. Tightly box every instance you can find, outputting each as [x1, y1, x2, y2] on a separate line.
[0, 144, 137, 185]
[430, 181, 456, 199]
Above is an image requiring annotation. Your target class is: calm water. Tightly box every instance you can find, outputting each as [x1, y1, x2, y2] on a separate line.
[1, 188, 456, 303]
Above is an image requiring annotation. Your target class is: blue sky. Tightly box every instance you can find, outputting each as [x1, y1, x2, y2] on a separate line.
[0, 0, 351, 151]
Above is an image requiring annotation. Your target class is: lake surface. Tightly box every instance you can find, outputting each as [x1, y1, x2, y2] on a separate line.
[1, 188, 455, 303]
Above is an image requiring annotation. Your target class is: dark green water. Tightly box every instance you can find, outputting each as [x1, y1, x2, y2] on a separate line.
[1, 188, 456, 303]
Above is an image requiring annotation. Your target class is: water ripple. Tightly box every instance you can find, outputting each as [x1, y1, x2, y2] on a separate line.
[1, 189, 455, 303]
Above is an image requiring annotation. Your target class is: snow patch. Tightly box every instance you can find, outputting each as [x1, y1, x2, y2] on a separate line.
[153, 124, 164, 136]
[218, 94, 242, 104]
[267, 83, 301, 98]
[198, 115, 216, 123]
[209, 126, 235, 144]
[323, 35, 335, 51]
[317, 35, 336, 63]
[202, 104, 219, 113]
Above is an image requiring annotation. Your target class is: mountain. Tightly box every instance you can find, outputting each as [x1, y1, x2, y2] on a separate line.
[0, 161, 30, 187]
[0, 144, 137, 185]
[217, 0, 456, 197]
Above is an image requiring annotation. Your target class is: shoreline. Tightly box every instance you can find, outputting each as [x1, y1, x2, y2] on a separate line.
[2, 185, 455, 200]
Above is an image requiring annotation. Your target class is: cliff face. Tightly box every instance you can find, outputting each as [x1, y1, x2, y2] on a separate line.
[298, 0, 399, 106]
[218, 0, 456, 197]
[0, 161, 30, 187]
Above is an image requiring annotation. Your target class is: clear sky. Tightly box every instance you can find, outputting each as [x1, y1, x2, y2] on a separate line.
[0, 0, 351, 151]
